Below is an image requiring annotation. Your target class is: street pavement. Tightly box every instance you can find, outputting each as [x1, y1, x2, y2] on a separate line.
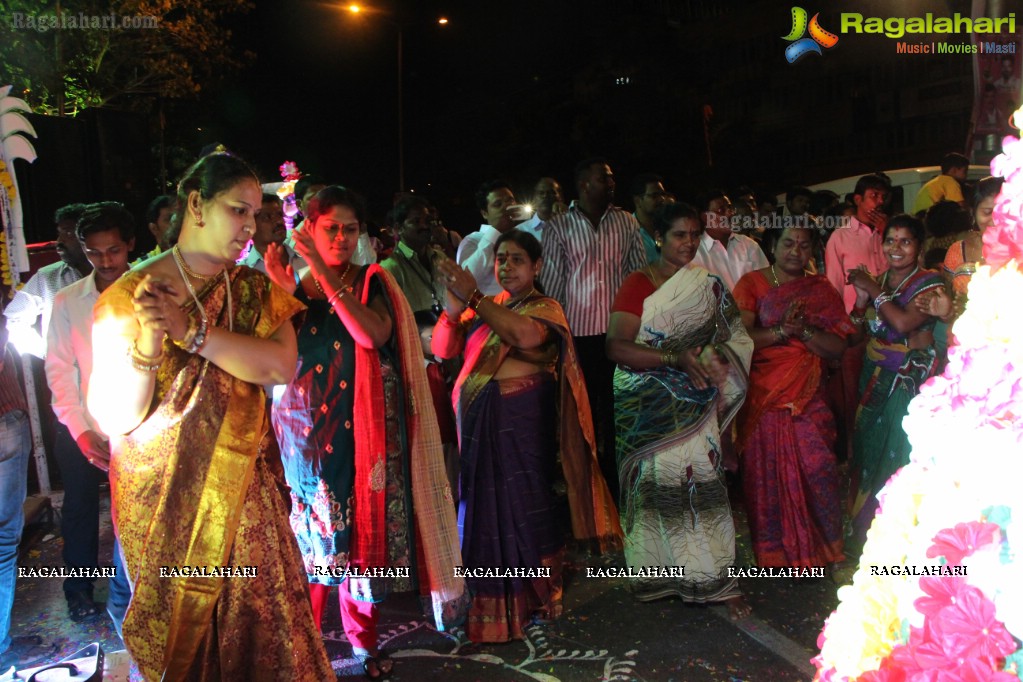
[9, 490, 840, 681]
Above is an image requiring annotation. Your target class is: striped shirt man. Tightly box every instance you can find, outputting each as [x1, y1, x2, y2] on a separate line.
[4, 260, 86, 359]
[540, 204, 648, 336]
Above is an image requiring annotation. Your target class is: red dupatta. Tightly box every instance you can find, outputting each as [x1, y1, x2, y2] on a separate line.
[350, 265, 388, 570]
[349, 265, 466, 620]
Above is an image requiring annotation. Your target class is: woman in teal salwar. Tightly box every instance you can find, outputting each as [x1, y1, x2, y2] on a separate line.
[846, 214, 944, 547]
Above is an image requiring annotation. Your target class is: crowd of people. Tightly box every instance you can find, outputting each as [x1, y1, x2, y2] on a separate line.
[0, 148, 997, 679]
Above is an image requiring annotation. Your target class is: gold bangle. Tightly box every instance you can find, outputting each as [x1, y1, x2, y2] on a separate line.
[129, 341, 163, 372]
[173, 313, 199, 350]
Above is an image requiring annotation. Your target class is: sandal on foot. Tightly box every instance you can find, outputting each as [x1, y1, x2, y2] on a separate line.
[66, 592, 102, 623]
[355, 651, 393, 680]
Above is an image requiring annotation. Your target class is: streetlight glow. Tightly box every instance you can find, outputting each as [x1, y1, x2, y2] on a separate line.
[341, 3, 452, 192]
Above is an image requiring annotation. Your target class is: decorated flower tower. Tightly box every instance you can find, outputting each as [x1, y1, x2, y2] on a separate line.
[0, 85, 38, 293]
[813, 110, 1023, 681]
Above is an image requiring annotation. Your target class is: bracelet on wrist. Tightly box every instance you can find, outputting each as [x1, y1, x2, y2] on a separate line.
[800, 325, 816, 342]
[174, 316, 209, 355]
[327, 288, 345, 307]
[772, 325, 788, 343]
[129, 341, 163, 372]
[873, 292, 894, 312]
[467, 289, 486, 311]
[191, 317, 210, 354]
[660, 350, 677, 368]
[850, 313, 865, 326]
[173, 314, 199, 351]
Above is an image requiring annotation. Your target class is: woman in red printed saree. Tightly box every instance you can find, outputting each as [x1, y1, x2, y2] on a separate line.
[88, 153, 334, 681]
[265, 186, 468, 679]
[432, 230, 621, 643]
[733, 226, 853, 570]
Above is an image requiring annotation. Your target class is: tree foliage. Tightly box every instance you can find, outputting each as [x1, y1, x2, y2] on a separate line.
[0, 0, 254, 115]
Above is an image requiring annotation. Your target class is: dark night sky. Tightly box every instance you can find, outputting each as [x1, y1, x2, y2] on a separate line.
[203, 0, 595, 227]
[109, 0, 1019, 231]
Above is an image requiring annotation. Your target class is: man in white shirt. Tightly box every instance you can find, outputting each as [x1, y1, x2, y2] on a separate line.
[240, 194, 307, 279]
[456, 180, 522, 295]
[516, 176, 567, 243]
[4, 204, 92, 359]
[46, 202, 133, 631]
[690, 191, 768, 291]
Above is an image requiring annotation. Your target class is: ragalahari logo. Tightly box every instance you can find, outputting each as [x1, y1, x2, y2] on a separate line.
[783, 7, 839, 63]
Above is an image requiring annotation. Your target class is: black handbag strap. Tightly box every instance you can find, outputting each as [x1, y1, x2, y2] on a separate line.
[27, 662, 79, 681]
[25, 642, 103, 682]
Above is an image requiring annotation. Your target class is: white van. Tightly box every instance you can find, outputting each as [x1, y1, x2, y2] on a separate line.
[778, 165, 993, 214]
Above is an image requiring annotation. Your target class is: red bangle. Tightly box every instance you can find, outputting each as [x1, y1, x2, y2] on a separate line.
[467, 289, 485, 311]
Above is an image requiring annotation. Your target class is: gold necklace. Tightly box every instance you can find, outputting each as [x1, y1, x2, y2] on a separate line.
[171, 247, 233, 332]
[507, 287, 538, 310]
[173, 245, 220, 281]
[769, 264, 808, 287]
[647, 262, 678, 289]
[312, 260, 353, 298]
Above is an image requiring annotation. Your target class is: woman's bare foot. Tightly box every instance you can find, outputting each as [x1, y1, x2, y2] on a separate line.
[725, 596, 752, 620]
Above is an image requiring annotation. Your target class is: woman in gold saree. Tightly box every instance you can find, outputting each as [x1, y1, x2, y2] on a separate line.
[88, 153, 333, 681]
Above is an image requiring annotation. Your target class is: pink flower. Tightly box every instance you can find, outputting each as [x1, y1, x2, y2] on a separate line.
[884, 644, 922, 678]
[279, 160, 302, 181]
[914, 576, 967, 618]
[956, 658, 1021, 682]
[931, 584, 1016, 662]
[904, 622, 959, 671]
[926, 522, 1001, 564]
[982, 216, 1023, 270]
[811, 661, 836, 682]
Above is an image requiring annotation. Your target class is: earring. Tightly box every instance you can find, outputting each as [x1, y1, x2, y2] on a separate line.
[654, 233, 663, 249]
